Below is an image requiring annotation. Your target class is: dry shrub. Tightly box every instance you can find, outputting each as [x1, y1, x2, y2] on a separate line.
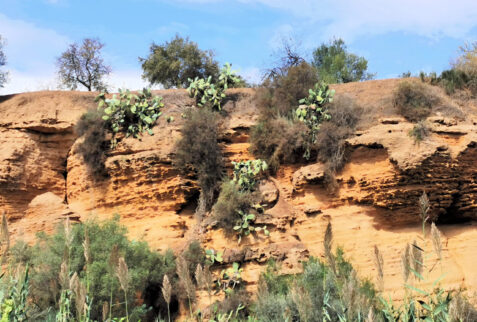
[75, 109, 109, 178]
[256, 62, 318, 118]
[393, 81, 440, 122]
[409, 121, 430, 142]
[249, 117, 307, 172]
[212, 181, 259, 233]
[214, 289, 251, 318]
[316, 95, 363, 190]
[174, 108, 224, 210]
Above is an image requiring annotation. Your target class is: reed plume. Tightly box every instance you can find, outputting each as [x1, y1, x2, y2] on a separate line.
[373, 245, 384, 291]
[324, 222, 336, 275]
[162, 274, 172, 322]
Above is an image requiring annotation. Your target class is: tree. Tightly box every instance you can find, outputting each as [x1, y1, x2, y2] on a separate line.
[312, 38, 374, 83]
[57, 38, 111, 91]
[0, 35, 8, 88]
[140, 34, 219, 89]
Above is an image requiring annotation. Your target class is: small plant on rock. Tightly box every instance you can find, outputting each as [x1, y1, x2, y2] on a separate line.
[233, 210, 269, 244]
[205, 249, 223, 265]
[216, 263, 243, 295]
[96, 88, 164, 147]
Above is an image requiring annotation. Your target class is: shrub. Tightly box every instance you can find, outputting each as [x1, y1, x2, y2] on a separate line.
[249, 117, 307, 172]
[409, 121, 430, 142]
[11, 217, 176, 321]
[140, 34, 219, 89]
[75, 109, 108, 178]
[212, 181, 258, 234]
[182, 241, 206, 281]
[257, 62, 319, 118]
[174, 108, 224, 211]
[393, 80, 439, 122]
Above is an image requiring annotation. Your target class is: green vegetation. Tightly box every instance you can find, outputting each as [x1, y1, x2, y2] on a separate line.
[56, 38, 111, 91]
[295, 82, 335, 159]
[7, 217, 176, 321]
[76, 88, 164, 178]
[213, 159, 268, 241]
[232, 159, 268, 192]
[187, 63, 241, 111]
[312, 38, 375, 84]
[140, 34, 219, 89]
[393, 80, 439, 122]
[96, 88, 164, 147]
[174, 108, 224, 213]
[0, 35, 7, 88]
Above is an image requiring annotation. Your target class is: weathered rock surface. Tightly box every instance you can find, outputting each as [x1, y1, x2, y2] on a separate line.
[1, 80, 477, 309]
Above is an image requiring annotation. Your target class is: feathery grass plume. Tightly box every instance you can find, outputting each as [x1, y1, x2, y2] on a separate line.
[102, 301, 109, 322]
[176, 255, 195, 316]
[1, 211, 10, 264]
[83, 227, 91, 264]
[83, 227, 91, 294]
[64, 216, 73, 249]
[419, 191, 430, 238]
[70, 272, 86, 319]
[116, 257, 129, 292]
[430, 222, 442, 262]
[290, 283, 312, 321]
[108, 244, 119, 320]
[401, 243, 411, 283]
[411, 240, 423, 278]
[59, 259, 70, 290]
[373, 245, 384, 291]
[366, 307, 375, 322]
[162, 274, 172, 322]
[195, 264, 205, 289]
[116, 256, 130, 321]
[324, 222, 336, 275]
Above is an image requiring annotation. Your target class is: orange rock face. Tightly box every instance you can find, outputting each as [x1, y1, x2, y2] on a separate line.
[1, 81, 477, 310]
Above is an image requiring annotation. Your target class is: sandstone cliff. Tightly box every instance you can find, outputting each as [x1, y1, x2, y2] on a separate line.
[1, 79, 477, 307]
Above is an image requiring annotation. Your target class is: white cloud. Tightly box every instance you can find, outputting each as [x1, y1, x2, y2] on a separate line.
[184, 0, 477, 41]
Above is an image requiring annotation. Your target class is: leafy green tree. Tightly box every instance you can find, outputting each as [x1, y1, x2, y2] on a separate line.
[312, 38, 374, 83]
[0, 35, 8, 88]
[140, 34, 219, 89]
[57, 38, 111, 91]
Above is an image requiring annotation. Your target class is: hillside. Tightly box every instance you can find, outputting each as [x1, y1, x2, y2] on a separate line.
[1, 79, 477, 312]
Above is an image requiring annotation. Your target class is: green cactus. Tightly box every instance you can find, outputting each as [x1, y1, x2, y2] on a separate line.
[233, 210, 269, 244]
[296, 82, 335, 159]
[187, 63, 240, 110]
[96, 88, 164, 148]
[232, 159, 268, 192]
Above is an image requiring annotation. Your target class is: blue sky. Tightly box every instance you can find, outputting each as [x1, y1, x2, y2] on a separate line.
[0, 0, 476, 94]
